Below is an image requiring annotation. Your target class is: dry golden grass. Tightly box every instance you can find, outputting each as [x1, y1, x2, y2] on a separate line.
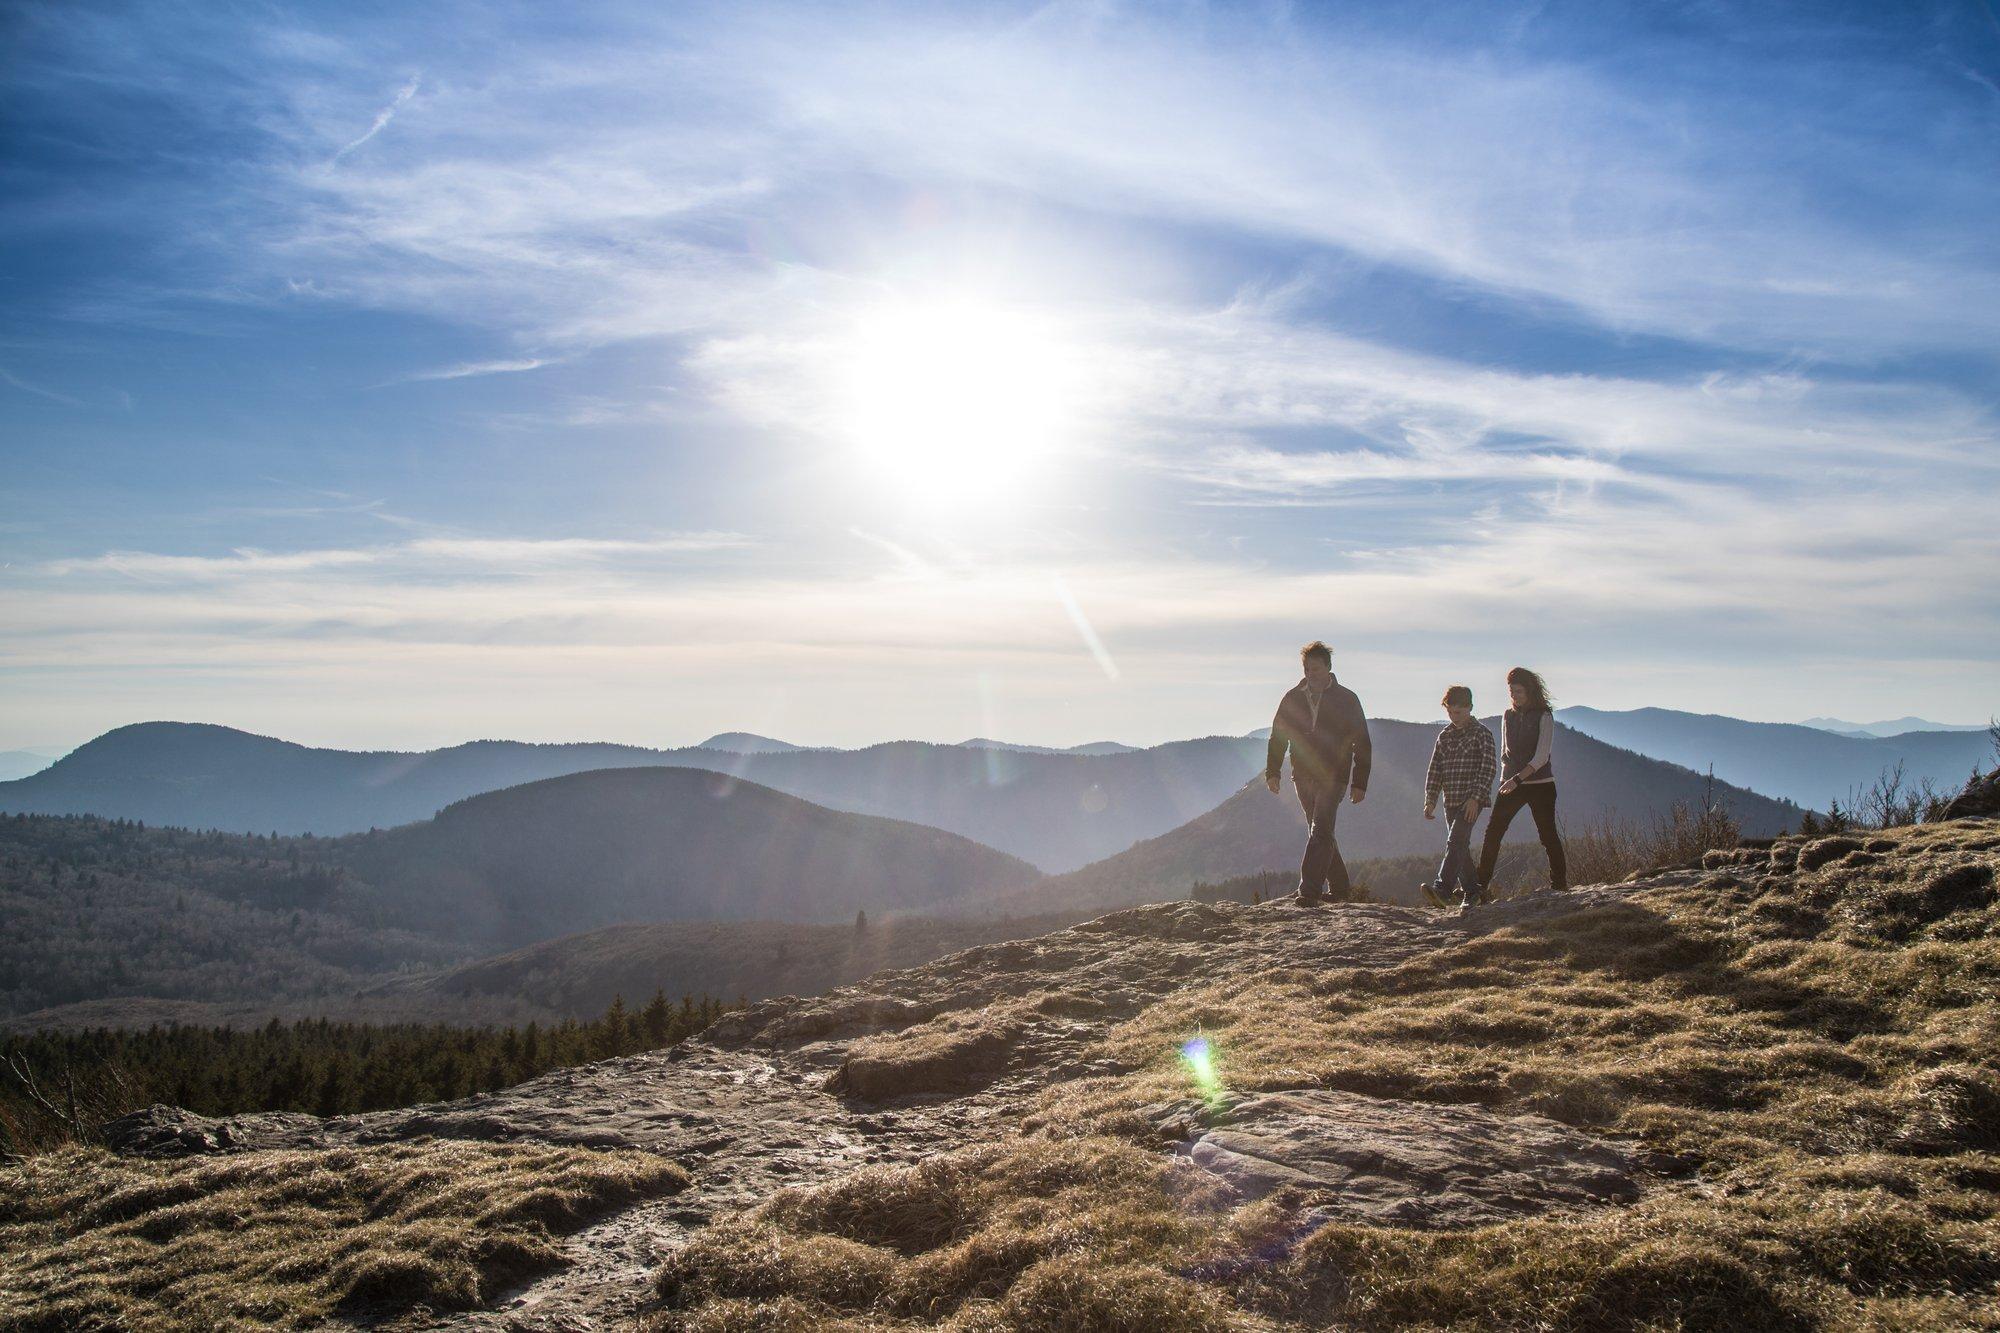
[827, 992, 1103, 1101]
[0, 1137, 688, 1332]
[652, 1136, 1244, 1331]
[656, 821, 2000, 1330]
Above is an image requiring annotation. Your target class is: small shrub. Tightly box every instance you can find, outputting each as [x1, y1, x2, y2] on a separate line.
[1849, 762, 1946, 829]
[1555, 801, 1742, 889]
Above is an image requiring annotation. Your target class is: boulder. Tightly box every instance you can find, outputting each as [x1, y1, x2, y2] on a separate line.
[1941, 768, 2000, 821]
[1175, 1088, 1639, 1229]
[102, 1104, 316, 1158]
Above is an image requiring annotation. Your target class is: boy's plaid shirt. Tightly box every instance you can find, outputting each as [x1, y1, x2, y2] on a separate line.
[1425, 721, 1497, 812]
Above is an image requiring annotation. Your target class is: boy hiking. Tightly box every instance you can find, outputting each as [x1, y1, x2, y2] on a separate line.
[1421, 685, 1496, 910]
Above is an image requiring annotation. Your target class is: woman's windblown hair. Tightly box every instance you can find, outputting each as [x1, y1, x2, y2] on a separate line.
[1506, 666, 1553, 712]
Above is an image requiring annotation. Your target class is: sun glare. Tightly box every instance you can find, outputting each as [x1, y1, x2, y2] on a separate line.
[838, 296, 1077, 506]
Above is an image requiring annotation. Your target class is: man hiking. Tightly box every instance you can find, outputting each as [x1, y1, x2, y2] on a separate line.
[1264, 640, 1372, 904]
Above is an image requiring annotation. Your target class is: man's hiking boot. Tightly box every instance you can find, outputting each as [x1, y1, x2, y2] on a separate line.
[1421, 883, 1448, 908]
[1295, 887, 1323, 906]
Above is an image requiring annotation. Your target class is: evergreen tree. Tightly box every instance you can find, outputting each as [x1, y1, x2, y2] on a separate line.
[642, 989, 673, 1047]
[599, 995, 630, 1059]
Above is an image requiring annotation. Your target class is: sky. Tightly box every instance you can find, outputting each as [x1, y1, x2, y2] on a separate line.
[2, 0, 1997, 752]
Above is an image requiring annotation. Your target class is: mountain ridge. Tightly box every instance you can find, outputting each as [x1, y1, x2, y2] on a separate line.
[0, 722, 1266, 872]
[1560, 705, 1993, 809]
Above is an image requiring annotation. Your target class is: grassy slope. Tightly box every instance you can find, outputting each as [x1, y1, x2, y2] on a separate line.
[0, 1141, 688, 1331]
[654, 820, 2000, 1330]
[398, 911, 1094, 1019]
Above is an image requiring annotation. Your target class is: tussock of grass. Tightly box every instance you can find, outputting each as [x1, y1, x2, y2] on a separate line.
[661, 821, 2000, 1329]
[829, 1009, 1022, 1100]
[0, 1138, 688, 1331]
[828, 992, 1095, 1101]
[653, 1137, 1240, 1330]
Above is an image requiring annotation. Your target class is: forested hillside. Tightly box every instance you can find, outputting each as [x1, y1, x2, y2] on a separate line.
[0, 994, 729, 1156]
[1, 771, 1041, 1025]
[387, 910, 1090, 1021]
[0, 814, 458, 1019]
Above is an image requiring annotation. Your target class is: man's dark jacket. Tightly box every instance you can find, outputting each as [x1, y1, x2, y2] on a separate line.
[1266, 677, 1372, 794]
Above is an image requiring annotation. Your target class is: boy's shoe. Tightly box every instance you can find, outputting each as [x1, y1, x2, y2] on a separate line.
[1420, 883, 1448, 908]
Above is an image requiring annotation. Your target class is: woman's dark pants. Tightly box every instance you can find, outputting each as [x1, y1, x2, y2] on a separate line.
[1476, 782, 1567, 892]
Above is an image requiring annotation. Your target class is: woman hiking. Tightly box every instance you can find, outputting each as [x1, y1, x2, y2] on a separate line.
[1473, 666, 1568, 900]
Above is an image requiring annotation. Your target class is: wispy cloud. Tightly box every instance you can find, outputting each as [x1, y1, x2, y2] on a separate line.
[388, 356, 553, 384]
[175, 6, 1992, 360]
[0, 367, 85, 407]
[38, 533, 750, 581]
[332, 73, 420, 161]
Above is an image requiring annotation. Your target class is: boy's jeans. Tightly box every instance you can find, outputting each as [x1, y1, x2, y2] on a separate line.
[1434, 811, 1479, 902]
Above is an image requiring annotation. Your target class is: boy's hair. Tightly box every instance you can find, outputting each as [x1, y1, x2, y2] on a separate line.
[1442, 685, 1472, 709]
[1507, 666, 1554, 711]
[1300, 640, 1333, 669]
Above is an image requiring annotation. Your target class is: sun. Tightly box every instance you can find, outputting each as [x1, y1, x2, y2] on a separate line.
[837, 296, 1078, 506]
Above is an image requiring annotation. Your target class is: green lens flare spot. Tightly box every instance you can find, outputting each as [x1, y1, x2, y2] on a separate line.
[1180, 1034, 1223, 1102]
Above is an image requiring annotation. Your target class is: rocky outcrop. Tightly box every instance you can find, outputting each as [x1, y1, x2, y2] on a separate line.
[101, 1104, 319, 1158]
[1942, 767, 2000, 820]
[1162, 1088, 1639, 1230]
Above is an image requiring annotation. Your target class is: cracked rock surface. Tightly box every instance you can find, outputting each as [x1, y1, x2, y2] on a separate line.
[1172, 1087, 1639, 1230]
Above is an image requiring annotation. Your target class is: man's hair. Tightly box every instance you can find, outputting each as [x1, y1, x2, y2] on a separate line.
[1300, 640, 1333, 669]
[1442, 685, 1472, 709]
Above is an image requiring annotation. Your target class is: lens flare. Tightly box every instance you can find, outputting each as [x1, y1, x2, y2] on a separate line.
[1180, 1034, 1223, 1103]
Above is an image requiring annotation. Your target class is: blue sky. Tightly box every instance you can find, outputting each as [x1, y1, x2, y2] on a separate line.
[3, 0, 1996, 750]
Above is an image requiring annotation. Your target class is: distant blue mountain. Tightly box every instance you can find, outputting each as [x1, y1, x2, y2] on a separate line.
[1799, 716, 1990, 738]
[1561, 707, 1992, 809]
[959, 738, 1140, 755]
[697, 732, 817, 754]
[0, 750, 59, 782]
[0, 722, 1266, 873]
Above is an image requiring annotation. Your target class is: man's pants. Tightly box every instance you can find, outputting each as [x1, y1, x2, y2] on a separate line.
[1434, 811, 1479, 902]
[1293, 778, 1352, 900]
[1476, 782, 1567, 891]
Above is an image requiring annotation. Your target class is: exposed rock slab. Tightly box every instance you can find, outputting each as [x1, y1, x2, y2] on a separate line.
[102, 1104, 320, 1158]
[1176, 1088, 1639, 1230]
